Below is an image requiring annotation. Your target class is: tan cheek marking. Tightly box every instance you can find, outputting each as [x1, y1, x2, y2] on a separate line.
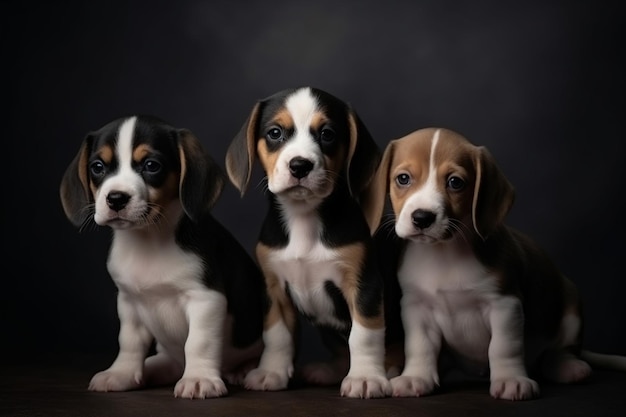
[257, 138, 280, 178]
[387, 138, 432, 217]
[89, 145, 115, 197]
[338, 243, 384, 330]
[256, 243, 297, 334]
[148, 172, 179, 214]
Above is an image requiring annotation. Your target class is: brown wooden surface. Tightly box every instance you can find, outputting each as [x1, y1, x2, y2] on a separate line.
[2, 355, 625, 417]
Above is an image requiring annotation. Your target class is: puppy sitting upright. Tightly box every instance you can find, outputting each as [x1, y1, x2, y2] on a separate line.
[60, 115, 265, 399]
[364, 127, 626, 400]
[225, 87, 391, 398]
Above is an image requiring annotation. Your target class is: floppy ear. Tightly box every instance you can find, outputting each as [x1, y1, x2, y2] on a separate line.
[362, 140, 396, 235]
[178, 129, 225, 222]
[471, 146, 515, 240]
[346, 109, 381, 200]
[59, 135, 94, 228]
[225, 102, 262, 196]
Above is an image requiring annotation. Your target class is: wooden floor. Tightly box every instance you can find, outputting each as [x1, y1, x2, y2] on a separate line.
[2, 355, 625, 417]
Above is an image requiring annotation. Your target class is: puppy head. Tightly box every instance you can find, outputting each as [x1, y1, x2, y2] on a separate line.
[364, 128, 514, 242]
[225, 87, 380, 209]
[60, 115, 224, 230]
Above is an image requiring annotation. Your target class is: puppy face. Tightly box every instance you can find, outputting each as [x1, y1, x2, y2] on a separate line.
[226, 87, 380, 210]
[61, 116, 223, 230]
[365, 128, 514, 242]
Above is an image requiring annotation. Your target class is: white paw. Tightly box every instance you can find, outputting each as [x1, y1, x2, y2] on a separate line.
[173, 376, 227, 399]
[340, 374, 392, 399]
[88, 369, 143, 392]
[490, 376, 540, 400]
[390, 375, 438, 397]
[244, 367, 290, 391]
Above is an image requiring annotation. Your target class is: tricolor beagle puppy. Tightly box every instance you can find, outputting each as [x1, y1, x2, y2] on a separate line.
[364, 127, 626, 400]
[225, 87, 392, 398]
[60, 115, 265, 399]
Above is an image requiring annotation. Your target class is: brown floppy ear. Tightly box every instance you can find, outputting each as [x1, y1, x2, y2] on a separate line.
[225, 102, 262, 196]
[178, 129, 225, 222]
[346, 109, 381, 200]
[59, 135, 94, 228]
[362, 140, 396, 235]
[471, 146, 515, 240]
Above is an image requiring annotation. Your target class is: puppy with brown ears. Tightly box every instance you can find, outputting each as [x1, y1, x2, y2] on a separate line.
[60, 115, 265, 399]
[364, 127, 626, 400]
[226, 87, 392, 398]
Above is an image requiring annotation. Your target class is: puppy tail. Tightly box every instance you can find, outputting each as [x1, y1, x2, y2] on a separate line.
[581, 350, 626, 372]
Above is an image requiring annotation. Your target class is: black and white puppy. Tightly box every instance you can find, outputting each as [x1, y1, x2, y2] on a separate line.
[60, 115, 265, 399]
[225, 87, 392, 398]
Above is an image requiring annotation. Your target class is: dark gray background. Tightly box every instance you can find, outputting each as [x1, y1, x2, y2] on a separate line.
[3, 0, 624, 361]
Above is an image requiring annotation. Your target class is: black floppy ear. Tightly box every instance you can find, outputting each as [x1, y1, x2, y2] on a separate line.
[471, 146, 515, 240]
[362, 139, 396, 235]
[178, 129, 225, 222]
[346, 109, 381, 200]
[225, 102, 262, 196]
[60, 135, 94, 228]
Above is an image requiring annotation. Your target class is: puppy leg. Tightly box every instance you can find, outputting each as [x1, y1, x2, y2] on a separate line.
[143, 346, 184, 387]
[488, 296, 539, 400]
[541, 312, 591, 383]
[173, 291, 228, 399]
[340, 319, 392, 398]
[244, 278, 296, 391]
[89, 294, 153, 392]
[390, 300, 441, 397]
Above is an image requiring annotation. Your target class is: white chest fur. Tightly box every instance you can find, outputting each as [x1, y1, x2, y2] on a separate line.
[107, 230, 210, 358]
[267, 212, 346, 329]
[398, 241, 499, 363]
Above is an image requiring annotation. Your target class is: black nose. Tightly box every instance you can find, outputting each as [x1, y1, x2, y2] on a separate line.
[106, 192, 131, 212]
[289, 157, 314, 179]
[411, 209, 436, 229]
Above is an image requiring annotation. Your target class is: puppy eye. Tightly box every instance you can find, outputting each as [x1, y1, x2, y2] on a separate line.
[267, 127, 284, 142]
[143, 159, 162, 173]
[90, 160, 105, 177]
[319, 128, 335, 143]
[396, 173, 411, 187]
[447, 176, 465, 191]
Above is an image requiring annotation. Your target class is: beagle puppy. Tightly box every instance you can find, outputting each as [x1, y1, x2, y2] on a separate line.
[60, 115, 265, 399]
[225, 87, 392, 398]
[364, 128, 626, 400]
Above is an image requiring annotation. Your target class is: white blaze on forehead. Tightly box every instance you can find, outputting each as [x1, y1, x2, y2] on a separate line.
[282, 87, 320, 155]
[116, 116, 137, 172]
[395, 129, 446, 237]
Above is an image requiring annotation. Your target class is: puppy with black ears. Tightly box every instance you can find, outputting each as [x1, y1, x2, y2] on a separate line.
[60, 115, 265, 399]
[364, 127, 626, 400]
[226, 87, 392, 398]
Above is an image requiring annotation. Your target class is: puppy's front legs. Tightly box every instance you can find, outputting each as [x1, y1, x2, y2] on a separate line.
[244, 272, 296, 391]
[89, 293, 153, 392]
[174, 290, 228, 399]
[390, 300, 441, 397]
[488, 296, 539, 400]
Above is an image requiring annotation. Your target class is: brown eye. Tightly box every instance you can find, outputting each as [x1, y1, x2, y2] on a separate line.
[447, 176, 465, 191]
[90, 160, 106, 177]
[396, 173, 411, 187]
[267, 127, 283, 142]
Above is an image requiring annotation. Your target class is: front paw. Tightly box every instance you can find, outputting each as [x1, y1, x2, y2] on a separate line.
[88, 369, 144, 392]
[340, 374, 392, 399]
[174, 376, 227, 399]
[490, 376, 539, 400]
[244, 367, 290, 391]
[390, 375, 438, 397]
